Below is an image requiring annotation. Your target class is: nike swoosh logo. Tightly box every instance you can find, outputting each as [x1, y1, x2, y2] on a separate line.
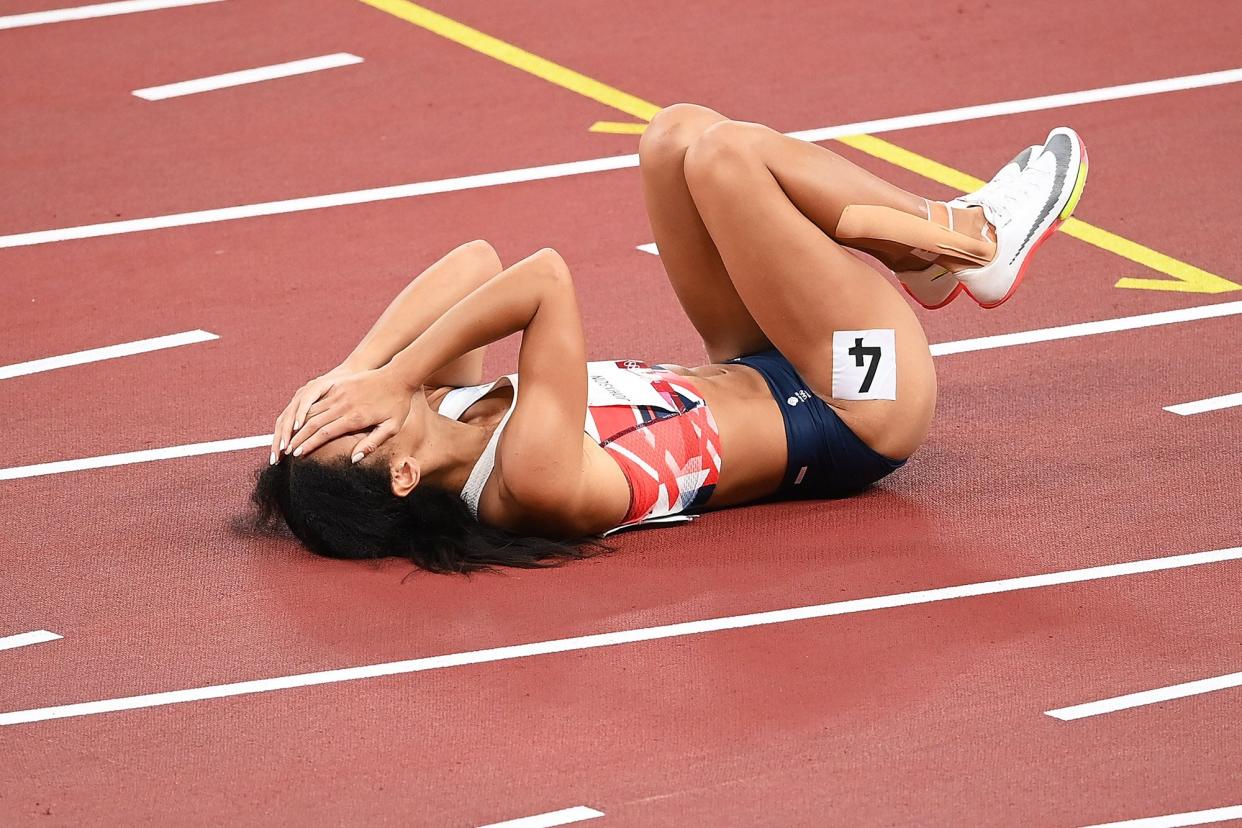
[1010, 134, 1075, 265]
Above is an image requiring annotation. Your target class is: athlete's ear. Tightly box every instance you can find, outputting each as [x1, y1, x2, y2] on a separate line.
[390, 456, 422, 498]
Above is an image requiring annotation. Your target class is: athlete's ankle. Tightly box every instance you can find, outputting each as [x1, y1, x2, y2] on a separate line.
[934, 203, 996, 272]
[953, 205, 991, 241]
[834, 198, 995, 272]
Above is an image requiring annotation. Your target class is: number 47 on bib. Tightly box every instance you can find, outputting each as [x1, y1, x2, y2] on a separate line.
[831, 329, 897, 401]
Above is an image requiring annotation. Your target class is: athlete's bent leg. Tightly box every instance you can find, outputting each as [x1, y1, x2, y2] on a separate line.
[639, 104, 770, 362]
[682, 120, 938, 460]
[640, 105, 984, 365]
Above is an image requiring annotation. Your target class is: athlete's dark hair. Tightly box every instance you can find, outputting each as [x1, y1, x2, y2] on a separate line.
[246, 456, 602, 574]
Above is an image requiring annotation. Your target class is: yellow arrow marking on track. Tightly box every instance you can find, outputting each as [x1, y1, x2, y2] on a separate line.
[1066, 222, 1240, 294]
[357, 1, 1239, 296]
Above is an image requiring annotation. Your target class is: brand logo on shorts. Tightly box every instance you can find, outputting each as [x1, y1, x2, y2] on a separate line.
[621, 360, 642, 370]
[786, 389, 811, 406]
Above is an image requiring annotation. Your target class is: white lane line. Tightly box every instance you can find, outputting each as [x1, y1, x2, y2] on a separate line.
[0, 546, 1237, 727]
[928, 301, 1242, 357]
[0, 329, 217, 380]
[2, 66, 1238, 248]
[133, 53, 363, 101]
[786, 67, 1242, 144]
[478, 806, 605, 828]
[0, 630, 61, 651]
[0, 434, 270, 481]
[1046, 670, 1242, 721]
[1165, 391, 1242, 416]
[636, 243, 658, 255]
[0, 154, 640, 250]
[0, 0, 223, 30]
[1081, 804, 1242, 828]
[4, 300, 1241, 481]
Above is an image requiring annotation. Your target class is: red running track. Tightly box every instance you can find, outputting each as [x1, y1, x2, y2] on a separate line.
[2, 1, 1240, 825]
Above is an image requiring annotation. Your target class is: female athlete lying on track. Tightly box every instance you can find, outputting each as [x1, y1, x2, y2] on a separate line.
[250, 104, 1088, 572]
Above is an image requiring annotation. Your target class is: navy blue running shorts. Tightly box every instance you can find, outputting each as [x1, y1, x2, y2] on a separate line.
[729, 349, 906, 499]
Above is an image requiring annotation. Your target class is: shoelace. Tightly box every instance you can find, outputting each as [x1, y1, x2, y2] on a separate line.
[955, 159, 1025, 219]
[985, 160, 1052, 227]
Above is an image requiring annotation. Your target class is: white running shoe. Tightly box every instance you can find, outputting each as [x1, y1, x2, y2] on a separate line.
[896, 259, 960, 310]
[951, 128, 1089, 308]
[897, 144, 1040, 310]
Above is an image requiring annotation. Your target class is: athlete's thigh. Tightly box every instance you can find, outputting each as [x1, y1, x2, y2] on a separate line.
[639, 104, 771, 362]
[740, 232, 935, 457]
[684, 129, 936, 456]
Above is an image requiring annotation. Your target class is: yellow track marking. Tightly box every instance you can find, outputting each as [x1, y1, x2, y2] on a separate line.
[590, 120, 649, 134]
[837, 134, 1239, 295]
[357, 1, 1237, 296]
[836, 134, 987, 191]
[1067, 221, 1241, 293]
[356, 0, 661, 122]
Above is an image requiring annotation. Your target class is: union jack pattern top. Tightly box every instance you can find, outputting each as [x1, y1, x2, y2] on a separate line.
[438, 360, 723, 533]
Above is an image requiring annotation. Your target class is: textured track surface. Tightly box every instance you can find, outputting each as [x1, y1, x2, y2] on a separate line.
[2, 1, 1240, 825]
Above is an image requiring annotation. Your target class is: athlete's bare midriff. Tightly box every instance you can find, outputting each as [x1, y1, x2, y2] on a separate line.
[426, 361, 789, 515]
[656, 362, 788, 506]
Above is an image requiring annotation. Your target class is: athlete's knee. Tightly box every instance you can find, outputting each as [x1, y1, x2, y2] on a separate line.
[683, 120, 764, 188]
[456, 239, 501, 270]
[640, 103, 724, 166]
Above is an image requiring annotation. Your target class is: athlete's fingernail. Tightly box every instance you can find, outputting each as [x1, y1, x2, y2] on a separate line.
[351, 451, 365, 464]
[293, 446, 303, 457]
[294, 420, 302, 430]
[279, 439, 287, 451]
[269, 452, 276, 466]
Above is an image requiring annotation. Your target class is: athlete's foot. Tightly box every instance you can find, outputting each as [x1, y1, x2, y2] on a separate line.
[894, 145, 1039, 309]
[894, 260, 961, 309]
[892, 202, 992, 309]
[834, 137, 1084, 311]
[949, 128, 1089, 308]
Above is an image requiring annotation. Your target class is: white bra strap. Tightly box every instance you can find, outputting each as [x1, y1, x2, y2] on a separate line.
[459, 382, 518, 519]
[438, 383, 489, 421]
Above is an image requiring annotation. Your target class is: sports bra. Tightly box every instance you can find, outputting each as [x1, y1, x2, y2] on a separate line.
[437, 360, 723, 534]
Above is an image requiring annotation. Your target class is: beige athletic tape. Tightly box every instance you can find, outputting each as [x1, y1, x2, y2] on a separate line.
[836, 202, 995, 267]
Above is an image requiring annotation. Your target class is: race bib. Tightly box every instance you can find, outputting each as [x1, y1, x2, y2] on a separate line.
[831, 329, 896, 400]
[586, 361, 677, 410]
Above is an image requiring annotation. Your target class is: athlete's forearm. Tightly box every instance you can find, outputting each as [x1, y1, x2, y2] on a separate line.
[382, 249, 566, 389]
[340, 241, 500, 383]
